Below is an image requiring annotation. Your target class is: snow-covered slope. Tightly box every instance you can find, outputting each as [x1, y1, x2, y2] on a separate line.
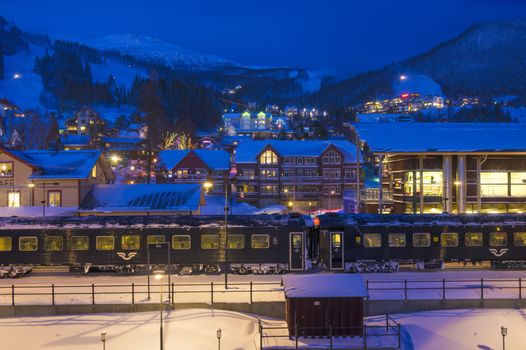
[86, 34, 238, 70]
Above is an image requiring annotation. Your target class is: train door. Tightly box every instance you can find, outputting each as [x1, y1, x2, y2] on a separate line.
[330, 232, 344, 270]
[289, 232, 305, 270]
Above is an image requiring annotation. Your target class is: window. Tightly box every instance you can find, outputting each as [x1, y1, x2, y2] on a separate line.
[292, 234, 302, 249]
[322, 150, 341, 164]
[404, 171, 443, 196]
[172, 235, 191, 249]
[303, 169, 319, 177]
[19, 237, 37, 251]
[388, 233, 406, 247]
[465, 232, 483, 247]
[239, 184, 257, 193]
[45, 236, 63, 251]
[7, 192, 20, 207]
[228, 234, 245, 249]
[147, 235, 166, 245]
[344, 169, 357, 179]
[304, 157, 317, 165]
[0, 162, 13, 177]
[297, 158, 303, 164]
[71, 236, 89, 251]
[363, 233, 382, 248]
[251, 234, 270, 249]
[489, 232, 507, 247]
[441, 233, 458, 247]
[0, 237, 12, 251]
[283, 157, 296, 165]
[260, 150, 278, 165]
[513, 232, 526, 246]
[121, 235, 140, 250]
[201, 234, 219, 249]
[331, 233, 342, 248]
[260, 184, 278, 195]
[323, 169, 341, 179]
[260, 169, 278, 179]
[91, 165, 97, 179]
[510, 172, 526, 197]
[413, 233, 431, 247]
[241, 170, 256, 179]
[96, 236, 115, 250]
[48, 191, 61, 207]
[481, 172, 508, 197]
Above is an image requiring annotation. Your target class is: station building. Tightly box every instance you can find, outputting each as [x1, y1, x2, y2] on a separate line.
[352, 123, 526, 214]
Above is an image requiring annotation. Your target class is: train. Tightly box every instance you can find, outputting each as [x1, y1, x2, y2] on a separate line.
[0, 213, 525, 276]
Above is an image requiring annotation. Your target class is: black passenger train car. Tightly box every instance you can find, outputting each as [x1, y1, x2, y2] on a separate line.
[317, 213, 526, 272]
[0, 215, 314, 274]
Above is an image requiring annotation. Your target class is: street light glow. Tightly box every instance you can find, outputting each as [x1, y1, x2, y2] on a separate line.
[13, 73, 21, 79]
[400, 75, 407, 81]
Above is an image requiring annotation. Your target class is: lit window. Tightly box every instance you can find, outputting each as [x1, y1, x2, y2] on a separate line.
[201, 234, 219, 249]
[331, 233, 342, 248]
[45, 236, 63, 251]
[19, 237, 38, 251]
[260, 150, 278, 165]
[440, 233, 458, 247]
[513, 232, 526, 246]
[48, 191, 61, 207]
[172, 235, 191, 249]
[363, 233, 382, 248]
[0, 237, 12, 251]
[228, 234, 245, 249]
[388, 233, 406, 247]
[404, 171, 443, 196]
[481, 172, 508, 197]
[8, 192, 20, 207]
[489, 232, 507, 247]
[121, 235, 140, 250]
[96, 236, 115, 250]
[260, 169, 278, 179]
[465, 232, 483, 247]
[251, 234, 270, 249]
[413, 233, 431, 247]
[147, 235, 166, 244]
[510, 172, 526, 197]
[71, 236, 89, 251]
[91, 165, 97, 179]
[0, 162, 13, 177]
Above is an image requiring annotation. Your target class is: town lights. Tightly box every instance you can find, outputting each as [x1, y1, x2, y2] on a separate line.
[110, 155, 121, 164]
[454, 180, 461, 186]
[203, 181, 213, 193]
[13, 73, 21, 79]
[288, 201, 293, 208]
[400, 75, 407, 81]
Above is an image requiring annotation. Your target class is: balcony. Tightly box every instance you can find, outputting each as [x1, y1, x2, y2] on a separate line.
[281, 176, 321, 183]
[360, 188, 394, 204]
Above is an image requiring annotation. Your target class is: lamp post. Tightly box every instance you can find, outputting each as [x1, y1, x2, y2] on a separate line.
[216, 328, 222, 350]
[100, 332, 107, 350]
[501, 326, 507, 350]
[328, 190, 335, 212]
[154, 270, 165, 350]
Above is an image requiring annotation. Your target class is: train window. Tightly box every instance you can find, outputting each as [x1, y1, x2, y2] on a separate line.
[513, 232, 526, 246]
[388, 233, 406, 247]
[71, 236, 89, 251]
[413, 233, 430, 247]
[121, 235, 140, 250]
[19, 237, 37, 251]
[490, 232, 507, 247]
[441, 233, 458, 247]
[228, 234, 245, 249]
[251, 234, 270, 249]
[147, 235, 166, 245]
[0, 237, 12, 251]
[45, 236, 63, 251]
[331, 233, 342, 249]
[465, 232, 483, 247]
[172, 235, 191, 249]
[201, 235, 219, 249]
[96, 236, 115, 250]
[363, 233, 382, 248]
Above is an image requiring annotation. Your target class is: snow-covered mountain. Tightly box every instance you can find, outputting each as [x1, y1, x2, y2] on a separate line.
[85, 34, 238, 70]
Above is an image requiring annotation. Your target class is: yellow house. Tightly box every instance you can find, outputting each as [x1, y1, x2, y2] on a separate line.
[0, 146, 114, 209]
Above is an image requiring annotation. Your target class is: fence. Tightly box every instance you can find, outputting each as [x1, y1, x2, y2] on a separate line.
[259, 314, 401, 349]
[0, 281, 283, 307]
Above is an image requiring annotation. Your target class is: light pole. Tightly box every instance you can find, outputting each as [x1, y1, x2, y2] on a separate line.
[216, 328, 222, 350]
[100, 332, 107, 350]
[224, 178, 229, 289]
[154, 270, 166, 350]
[328, 190, 335, 212]
[501, 326, 507, 350]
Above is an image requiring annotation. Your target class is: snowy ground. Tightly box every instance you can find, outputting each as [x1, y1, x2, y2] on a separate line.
[0, 270, 525, 306]
[0, 206, 78, 217]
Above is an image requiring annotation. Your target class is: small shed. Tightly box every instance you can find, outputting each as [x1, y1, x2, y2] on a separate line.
[283, 274, 368, 337]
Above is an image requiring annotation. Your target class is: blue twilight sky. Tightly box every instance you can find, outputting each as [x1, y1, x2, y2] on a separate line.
[2, 0, 526, 76]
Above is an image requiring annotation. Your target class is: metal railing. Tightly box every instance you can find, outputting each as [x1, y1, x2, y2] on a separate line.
[259, 314, 401, 349]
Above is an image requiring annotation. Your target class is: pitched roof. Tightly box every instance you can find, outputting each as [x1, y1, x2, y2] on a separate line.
[79, 184, 202, 213]
[158, 149, 230, 170]
[354, 123, 526, 153]
[6, 149, 103, 179]
[235, 140, 361, 163]
[283, 274, 368, 298]
[60, 134, 90, 146]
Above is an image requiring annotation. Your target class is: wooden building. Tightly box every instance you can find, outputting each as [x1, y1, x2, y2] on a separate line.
[353, 123, 526, 214]
[283, 274, 368, 337]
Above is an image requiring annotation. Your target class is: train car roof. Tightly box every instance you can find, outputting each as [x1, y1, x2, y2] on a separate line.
[0, 214, 313, 230]
[317, 213, 526, 227]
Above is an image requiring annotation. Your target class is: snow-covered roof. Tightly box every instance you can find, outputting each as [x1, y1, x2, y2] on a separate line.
[6, 149, 102, 180]
[283, 274, 368, 298]
[235, 140, 361, 163]
[102, 136, 142, 144]
[60, 134, 90, 146]
[158, 149, 230, 170]
[79, 184, 202, 213]
[354, 123, 526, 153]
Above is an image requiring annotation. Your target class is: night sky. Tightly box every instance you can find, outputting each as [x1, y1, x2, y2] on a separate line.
[2, 0, 526, 75]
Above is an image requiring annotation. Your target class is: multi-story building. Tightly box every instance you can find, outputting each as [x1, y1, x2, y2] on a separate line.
[156, 149, 231, 194]
[234, 140, 362, 211]
[65, 107, 106, 136]
[352, 123, 526, 214]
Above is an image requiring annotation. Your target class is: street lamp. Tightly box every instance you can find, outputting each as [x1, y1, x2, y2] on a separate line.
[216, 328, 222, 350]
[501, 326, 507, 350]
[204, 181, 213, 194]
[328, 190, 335, 212]
[100, 332, 107, 350]
[154, 270, 166, 350]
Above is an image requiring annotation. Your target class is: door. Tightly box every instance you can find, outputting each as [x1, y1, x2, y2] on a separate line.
[330, 232, 344, 270]
[289, 232, 305, 270]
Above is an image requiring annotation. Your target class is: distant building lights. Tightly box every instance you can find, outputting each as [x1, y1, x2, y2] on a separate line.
[13, 73, 21, 79]
[400, 75, 407, 81]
